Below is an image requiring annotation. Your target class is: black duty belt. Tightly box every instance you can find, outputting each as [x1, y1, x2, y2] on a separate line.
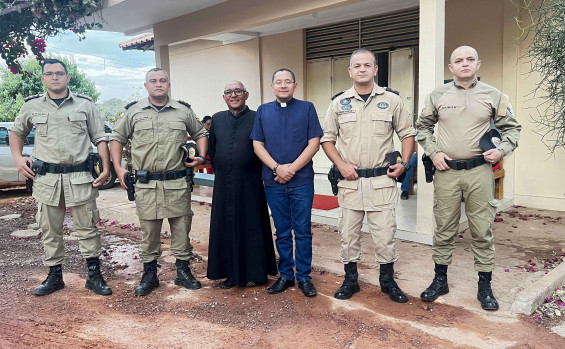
[446, 156, 487, 170]
[355, 167, 389, 178]
[44, 161, 89, 174]
[146, 170, 187, 181]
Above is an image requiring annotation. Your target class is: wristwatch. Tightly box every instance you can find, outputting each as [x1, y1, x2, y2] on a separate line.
[198, 155, 207, 165]
[400, 161, 411, 171]
[272, 163, 279, 175]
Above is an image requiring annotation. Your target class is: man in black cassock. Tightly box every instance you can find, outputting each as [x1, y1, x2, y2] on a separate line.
[207, 80, 277, 288]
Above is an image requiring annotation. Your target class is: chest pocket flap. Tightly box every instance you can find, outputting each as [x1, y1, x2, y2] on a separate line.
[372, 110, 392, 122]
[169, 121, 186, 131]
[33, 116, 48, 125]
[338, 114, 357, 124]
[134, 120, 153, 131]
[69, 113, 87, 122]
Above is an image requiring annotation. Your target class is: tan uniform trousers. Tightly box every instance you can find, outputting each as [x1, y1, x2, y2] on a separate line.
[338, 208, 398, 264]
[37, 189, 101, 266]
[139, 212, 194, 263]
[432, 163, 497, 272]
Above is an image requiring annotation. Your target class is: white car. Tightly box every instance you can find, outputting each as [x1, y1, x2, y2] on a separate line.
[0, 121, 117, 189]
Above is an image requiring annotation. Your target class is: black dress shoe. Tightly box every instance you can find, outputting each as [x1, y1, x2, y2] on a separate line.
[400, 190, 409, 200]
[243, 282, 257, 287]
[298, 280, 317, 297]
[267, 277, 295, 294]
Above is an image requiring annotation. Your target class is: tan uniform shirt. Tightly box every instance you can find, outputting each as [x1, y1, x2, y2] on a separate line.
[416, 81, 521, 160]
[10, 90, 107, 207]
[110, 97, 208, 220]
[321, 84, 416, 211]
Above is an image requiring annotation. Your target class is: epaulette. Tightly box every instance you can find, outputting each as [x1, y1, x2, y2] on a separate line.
[385, 87, 400, 96]
[76, 93, 93, 101]
[330, 91, 344, 100]
[24, 94, 42, 102]
[178, 100, 191, 109]
[124, 101, 137, 110]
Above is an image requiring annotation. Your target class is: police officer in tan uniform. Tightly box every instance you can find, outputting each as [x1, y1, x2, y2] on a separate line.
[110, 68, 208, 296]
[417, 46, 521, 310]
[321, 48, 416, 302]
[9, 58, 112, 296]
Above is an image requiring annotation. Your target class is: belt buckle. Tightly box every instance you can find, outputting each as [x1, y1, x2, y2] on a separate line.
[454, 160, 466, 170]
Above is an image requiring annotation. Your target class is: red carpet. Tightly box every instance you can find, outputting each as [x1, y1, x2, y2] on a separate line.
[312, 194, 340, 210]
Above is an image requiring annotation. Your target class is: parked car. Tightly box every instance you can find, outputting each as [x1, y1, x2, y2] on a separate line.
[0, 121, 118, 189]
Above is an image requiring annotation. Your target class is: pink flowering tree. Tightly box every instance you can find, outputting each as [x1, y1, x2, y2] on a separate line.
[0, 0, 103, 74]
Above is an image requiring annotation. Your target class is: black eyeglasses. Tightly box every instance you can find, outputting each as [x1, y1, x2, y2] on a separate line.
[223, 89, 246, 96]
[42, 71, 67, 78]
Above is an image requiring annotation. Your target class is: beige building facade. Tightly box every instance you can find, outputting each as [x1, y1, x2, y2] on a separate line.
[103, 0, 565, 243]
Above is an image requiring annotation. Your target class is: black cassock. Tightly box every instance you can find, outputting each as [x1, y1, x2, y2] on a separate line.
[206, 106, 277, 284]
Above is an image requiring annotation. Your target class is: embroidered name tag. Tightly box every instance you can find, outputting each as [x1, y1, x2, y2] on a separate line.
[31, 112, 49, 117]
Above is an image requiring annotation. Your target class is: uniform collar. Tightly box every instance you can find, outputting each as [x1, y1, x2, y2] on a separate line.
[44, 88, 73, 102]
[342, 84, 383, 101]
[453, 79, 478, 89]
[139, 97, 175, 110]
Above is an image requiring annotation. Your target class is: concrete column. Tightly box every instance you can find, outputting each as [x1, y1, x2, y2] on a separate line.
[154, 43, 171, 92]
[415, 0, 445, 244]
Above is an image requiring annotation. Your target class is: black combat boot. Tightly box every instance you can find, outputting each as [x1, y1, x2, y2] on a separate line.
[135, 260, 160, 296]
[420, 263, 449, 302]
[477, 271, 499, 311]
[379, 263, 408, 303]
[34, 265, 65, 296]
[174, 259, 201, 290]
[334, 262, 361, 300]
[85, 258, 112, 295]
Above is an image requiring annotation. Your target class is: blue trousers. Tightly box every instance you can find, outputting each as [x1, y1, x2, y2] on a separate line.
[264, 183, 314, 281]
[401, 152, 418, 192]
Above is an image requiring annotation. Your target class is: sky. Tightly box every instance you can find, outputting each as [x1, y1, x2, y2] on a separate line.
[44, 30, 155, 101]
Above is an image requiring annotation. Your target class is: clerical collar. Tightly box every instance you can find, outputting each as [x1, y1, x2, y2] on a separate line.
[277, 98, 294, 107]
[230, 105, 249, 116]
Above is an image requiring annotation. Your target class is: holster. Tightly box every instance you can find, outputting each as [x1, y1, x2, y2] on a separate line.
[25, 162, 35, 193]
[124, 172, 136, 201]
[327, 164, 343, 196]
[31, 160, 46, 176]
[422, 154, 436, 183]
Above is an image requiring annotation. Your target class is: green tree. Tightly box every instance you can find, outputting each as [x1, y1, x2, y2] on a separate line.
[0, 57, 99, 122]
[0, 0, 103, 74]
[514, 0, 565, 153]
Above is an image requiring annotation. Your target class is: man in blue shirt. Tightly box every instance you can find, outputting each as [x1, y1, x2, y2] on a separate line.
[251, 68, 323, 297]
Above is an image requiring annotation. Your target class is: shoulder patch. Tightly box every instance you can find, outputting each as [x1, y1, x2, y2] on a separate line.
[385, 87, 400, 96]
[331, 91, 344, 101]
[124, 101, 137, 110]
[76, 93, 93, 101]
[178, 100, 191, 109]
[24, 94, 42, 102]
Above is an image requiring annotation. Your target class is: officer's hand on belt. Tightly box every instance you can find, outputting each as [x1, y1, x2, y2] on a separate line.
[482, 149, 503, 164]
[338, 163, 359, 181]
[115, 167, 129, 190]
[15, 156, 35, 180]
[387, 163, 405, 179]
[432, 152, 452, 171]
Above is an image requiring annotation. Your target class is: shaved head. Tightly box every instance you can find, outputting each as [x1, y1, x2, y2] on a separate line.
[450, 46, 479, 64]
[224, 80, 246, 91]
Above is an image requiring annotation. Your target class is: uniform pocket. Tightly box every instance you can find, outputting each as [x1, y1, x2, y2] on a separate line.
[69, 175, 95, 202]
[68, 113, 87, 134]
[337, 113, 357, 140]
[370, 175, 397, 205]
[169, 121, 187, 144]
[163, 179, 189, 205]
[34, 174, 59, 203]
[135, 181, 157, 205]
[133, 120, 154, 144]
[33, 116, 48, 137]
[372, 110, 392, 136]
